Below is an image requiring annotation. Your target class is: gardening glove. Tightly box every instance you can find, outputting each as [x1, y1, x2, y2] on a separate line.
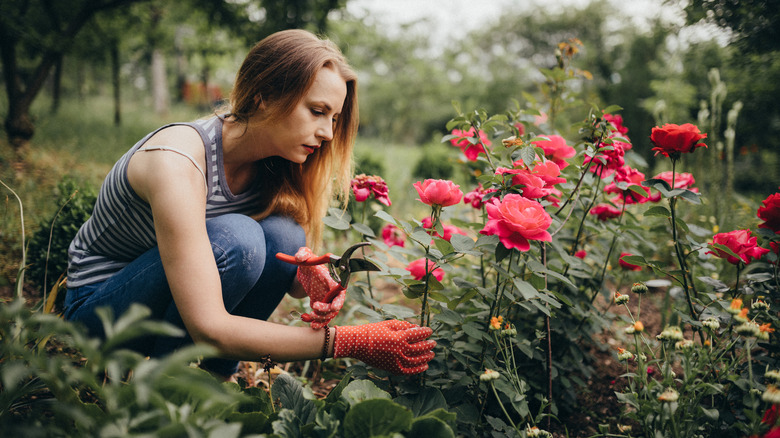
[294, 247, 345, 329]
[334, 320, 437, 375]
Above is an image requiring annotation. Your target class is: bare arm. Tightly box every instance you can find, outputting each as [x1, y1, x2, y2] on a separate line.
[127, 127, 332, 362]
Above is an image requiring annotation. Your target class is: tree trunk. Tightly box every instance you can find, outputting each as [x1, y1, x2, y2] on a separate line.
[51, 54, 64, 114]
[111, 41, 121, 125]
[151, 48, 169, 115]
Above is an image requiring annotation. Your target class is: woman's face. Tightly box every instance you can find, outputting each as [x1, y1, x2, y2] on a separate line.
[258, 65, 347, 164]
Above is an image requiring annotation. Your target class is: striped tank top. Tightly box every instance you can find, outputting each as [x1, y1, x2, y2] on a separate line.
[67, 115, 263, 287]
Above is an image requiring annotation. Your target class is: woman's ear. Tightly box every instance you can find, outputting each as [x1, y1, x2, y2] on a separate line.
[254, 95, 264, 110]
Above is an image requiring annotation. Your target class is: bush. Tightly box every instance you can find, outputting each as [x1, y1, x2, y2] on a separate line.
[26, 177, 96, 303]
[412, 145, 455, 181]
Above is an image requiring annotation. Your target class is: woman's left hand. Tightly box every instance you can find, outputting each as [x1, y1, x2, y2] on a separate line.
[294, 247, 345, 329]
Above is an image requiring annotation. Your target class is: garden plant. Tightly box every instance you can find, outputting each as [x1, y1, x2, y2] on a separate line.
[2, 39, 780, 438]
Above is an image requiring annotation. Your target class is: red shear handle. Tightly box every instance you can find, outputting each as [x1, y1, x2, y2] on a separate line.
[276, 252, 334, 266]
[280, 247, 345, 329]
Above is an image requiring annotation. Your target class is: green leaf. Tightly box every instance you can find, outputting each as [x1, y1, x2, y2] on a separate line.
[700, 406, 719, 421]
[710, 243, 742, 261]
[408, 417, 455, 438]
[323, 209, 351, 230]
[394, 387, 448, 417]
[343, 399, 412, 438]
[374, 210, 398, 225]
[602, 104, 624, 114]
[352, 222, 375, 238]
[226, 412, 270, 435]
[325, 371, 354, 405]
[644, 205, 671, 218]
[341, 380, 391, 406]
[273, 374, 317, 425]
[450, 234, 476, 253]
[512, 278, 539, 300]
[272, 408, 303, 438]
[519, 146, 537, 167]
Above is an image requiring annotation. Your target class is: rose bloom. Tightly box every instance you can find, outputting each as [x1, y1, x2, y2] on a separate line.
[619, 252, 643, 271]
[590, 203, 622, 221]
[647, 171, 698, 202]
[480, 194, 552, 251]
[406, 258, 444, 281]
[707, 229, 770, 265]
[496, 159, 566, 200]
[604, 166, 651, 204]
[532, 135, 576, 169]
[650, 123, 708, 157]
[757, 190, 780, 234]
[381, 224, 405, 248]
[420, 217, 468, 242]
[583, 135, 630, 178]
[351, 174, 392, 206]
[450, 127, 492, 161]
[604, 113, 629, 136]
[463, 183, 497, 209]
[574, 249, 587, 259]
[413, 179, 463, 207]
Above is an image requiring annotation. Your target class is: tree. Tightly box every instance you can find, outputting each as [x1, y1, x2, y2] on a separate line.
[684, 0, 780, 54]
[0, 0, 146, 150]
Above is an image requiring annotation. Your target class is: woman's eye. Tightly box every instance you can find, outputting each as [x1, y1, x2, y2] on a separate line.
[312, 108, 325, 116]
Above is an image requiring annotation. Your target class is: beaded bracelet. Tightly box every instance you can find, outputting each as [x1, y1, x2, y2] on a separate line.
[320, 325, 331, 362]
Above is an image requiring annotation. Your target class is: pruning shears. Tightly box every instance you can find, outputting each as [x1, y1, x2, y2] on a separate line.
[276, 242, 381, 295]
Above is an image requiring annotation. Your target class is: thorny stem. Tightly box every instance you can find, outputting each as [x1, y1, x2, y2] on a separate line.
[669, 160, 698, 320]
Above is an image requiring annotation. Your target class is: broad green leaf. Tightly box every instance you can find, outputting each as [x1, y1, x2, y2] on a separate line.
[343, 399, 412, 438]
[394, 387, 448, 417]
[512, 278, 539, 300]
[324, 371, 354, 405]
[225, 412, 269, 435]
[408, 417, 455, 438]
[341, 380, 391, 406]
[450, 234, 476, 253]
[352, 222, 375, 238]
[273, 374, 317, 425]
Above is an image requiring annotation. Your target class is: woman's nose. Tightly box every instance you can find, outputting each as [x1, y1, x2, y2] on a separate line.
[316, 120, 334, 142]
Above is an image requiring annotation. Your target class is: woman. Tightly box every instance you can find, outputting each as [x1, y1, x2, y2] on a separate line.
[64, 29, 435, 378]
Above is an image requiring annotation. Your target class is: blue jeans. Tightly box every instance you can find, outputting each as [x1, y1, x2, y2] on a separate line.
[64, 214, 305, 376]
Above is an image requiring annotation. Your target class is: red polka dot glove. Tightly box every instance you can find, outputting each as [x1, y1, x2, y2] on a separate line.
[295, 247, 345, 329]
[334, 320, 437, 375]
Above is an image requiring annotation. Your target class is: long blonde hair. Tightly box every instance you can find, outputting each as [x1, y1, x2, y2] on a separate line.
[228, 29, 357, 248]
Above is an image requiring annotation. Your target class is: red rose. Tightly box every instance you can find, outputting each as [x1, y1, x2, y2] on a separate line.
[480, 194, 552, 251]
[406, 258, 444, 281]
[381, 224, 405, 248]
[532, 135, 576, 169]
[413, 179, 463, 207]
[583, 135, 630, 178]
[590, 203, 622, 221]
[351, 174, 392, 206]
[450, 127, 491, 161]
[706, 229, 770, 265]
[604, 166, 651, 204]
[647, 171, 698, 202]
[574, 250, 587, 259]
[757, 190, 780, 234]
[604, 113, 629, 136]
[650, 123, 707, 157]
[619, 252, 643, 271]
[763, 404, 780, 426]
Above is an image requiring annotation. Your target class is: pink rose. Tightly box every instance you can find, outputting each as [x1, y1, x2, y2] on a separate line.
[584, 135, 630, 178]
[496, 159, 566, 200]
[420, 217, 468, 242]
[574, 250, 587, 259]
[619, 253, 643, 271]
[463, 183, 497, 209]
[532, 135, 576, 169]
[604, 166, 651, 204]
[351, 174, 392, 206]
[480, 194, 552, 251]
[406, 258, 444, 281]
[604, 113, 629, 136]
[413, 179, 463, 207]
[757, 189, 780, 234]
[450, 127, 492, 161]
[650, 123, 707, 158]
[706, 229, 770, 265]
[647, 171, 698, 202]
[590, 203, 622, 221]
[381, 224, 405, 247]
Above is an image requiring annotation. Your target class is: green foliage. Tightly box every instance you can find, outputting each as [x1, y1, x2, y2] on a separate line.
[412, 146, 456, 181]
[26, 177, 96, 298]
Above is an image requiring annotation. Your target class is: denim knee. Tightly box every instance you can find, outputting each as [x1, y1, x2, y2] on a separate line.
[207, 214, 267, 292]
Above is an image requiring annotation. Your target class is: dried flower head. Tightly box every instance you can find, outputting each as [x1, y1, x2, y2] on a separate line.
[658, 387, 679, 403]
[763, 385, 780, 404]
[752, 299, 770, 311]
[657, 326, 684, 342]
[727, 298, 743, 315]
[765, 370, 780, 385]
[736, 321, 761, 338]
[633, 321, 645, 333]
[631, 282, 648, 294]
[702, 317, 720, 331]
[480, 369, 500, 382]
[614, 291, 629, 305]
[675, 339, 694, 350]
[489, 316, 503, 331]
[501, 136, 524, 147]
[501, 323, 517, 337]
[735, 307, 750, 323]
[525, 425, 554, 438]
[617, 347, 634, 361]
[760, 323, 775, 341]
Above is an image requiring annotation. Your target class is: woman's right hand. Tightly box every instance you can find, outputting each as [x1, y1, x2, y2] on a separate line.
[293, 247, 346, 329]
